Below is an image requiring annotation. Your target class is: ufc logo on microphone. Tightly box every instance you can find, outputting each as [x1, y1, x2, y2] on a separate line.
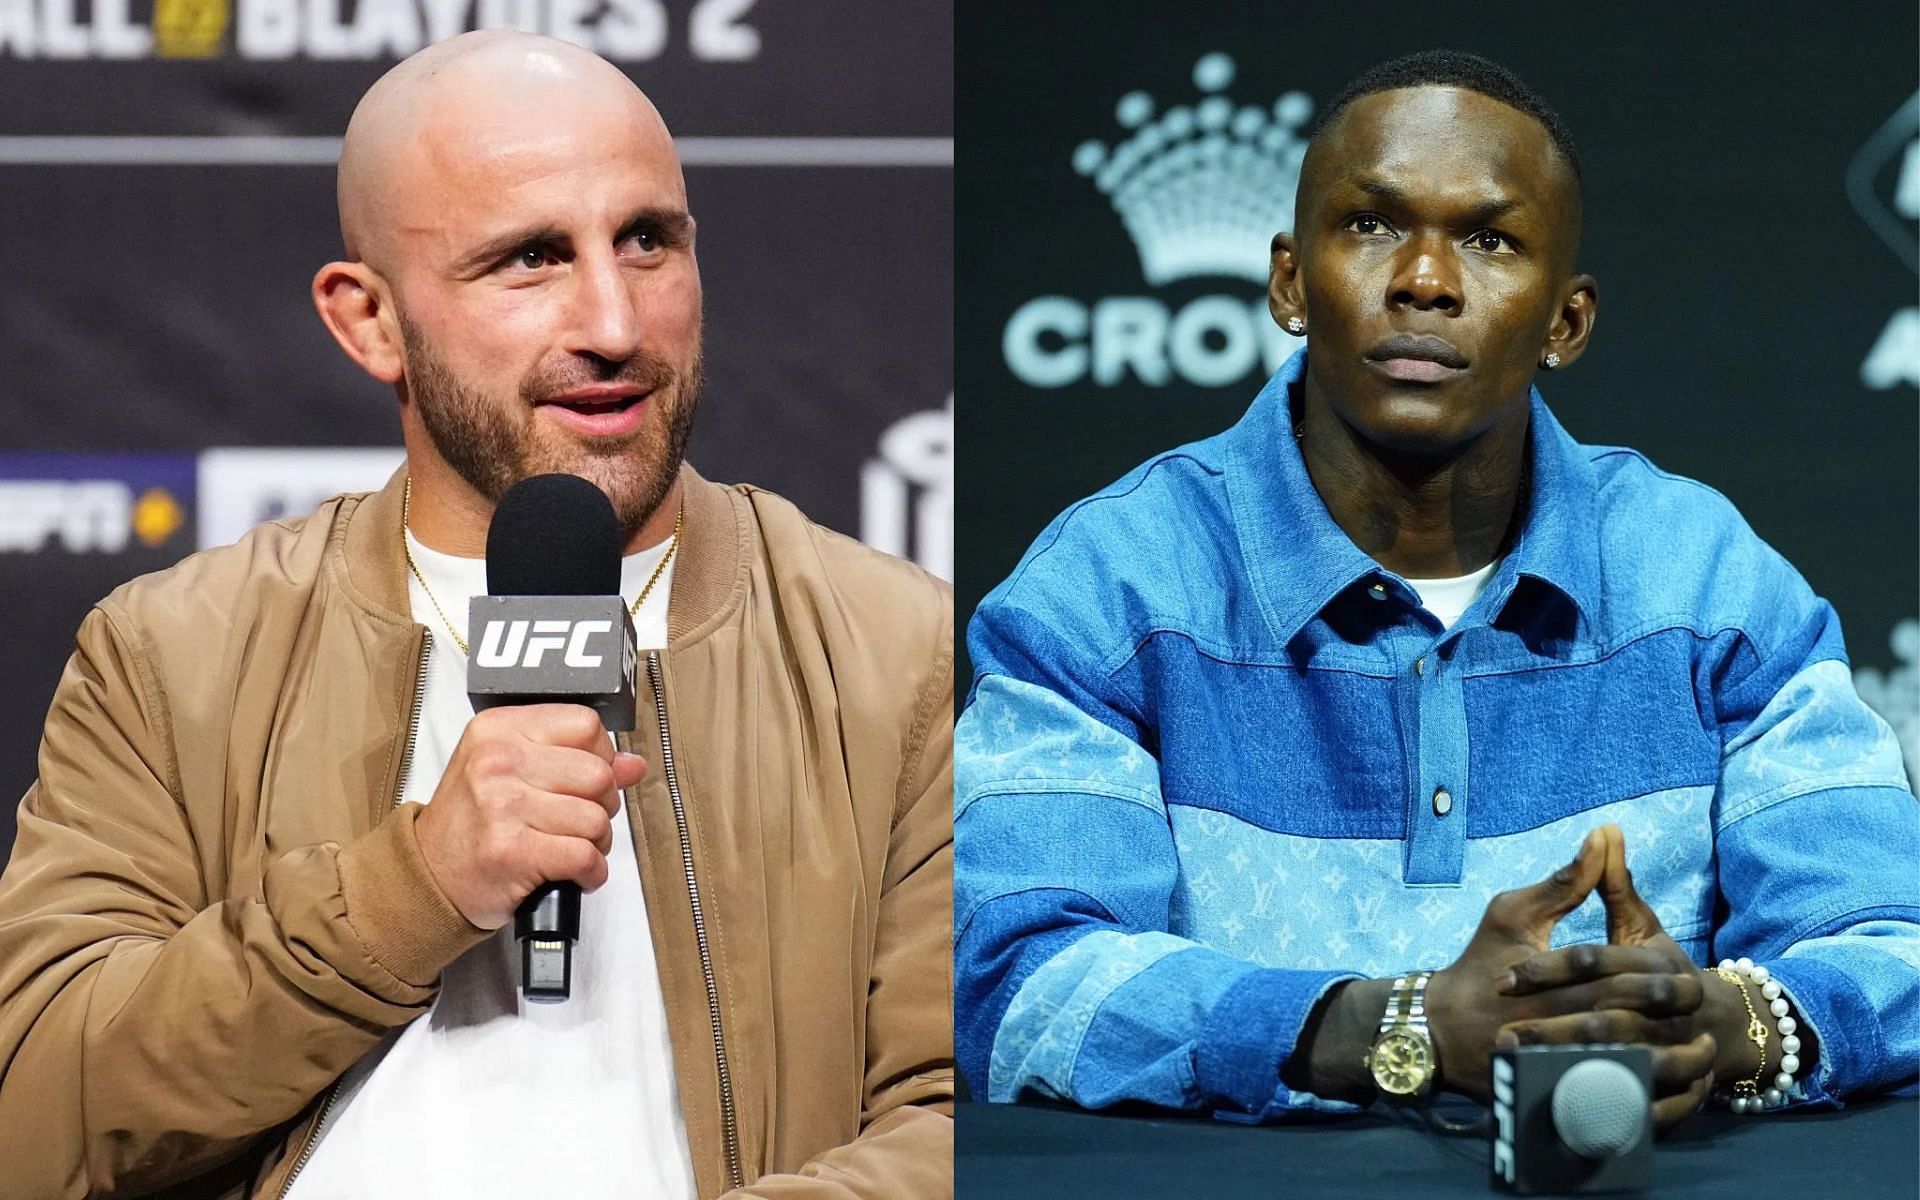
[467, 596, 636, 728]
[1492, 1054, 1517, 1183]
[474, 619, 613, 669]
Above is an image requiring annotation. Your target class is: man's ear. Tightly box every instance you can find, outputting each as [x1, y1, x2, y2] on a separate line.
[1542, 273, 1598, 370]
[1268, 231, 1305, 333]
[312, 261, 404, 384]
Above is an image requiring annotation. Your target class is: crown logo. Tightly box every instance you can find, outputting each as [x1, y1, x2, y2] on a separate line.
[1074, 53, 1314, 287]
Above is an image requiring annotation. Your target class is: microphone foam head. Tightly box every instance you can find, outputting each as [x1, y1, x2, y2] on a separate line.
[1550, 1057, 1648, 1160]
[484, 474, 623, 597]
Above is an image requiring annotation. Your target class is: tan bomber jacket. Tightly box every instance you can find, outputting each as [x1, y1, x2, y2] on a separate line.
[0, 465, 955, 1199]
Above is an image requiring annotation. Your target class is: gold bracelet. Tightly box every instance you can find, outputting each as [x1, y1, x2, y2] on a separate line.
[1712, 966, 1769, 1104]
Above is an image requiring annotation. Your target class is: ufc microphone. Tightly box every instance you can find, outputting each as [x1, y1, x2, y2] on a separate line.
[466, 473, 638, 1002]
[1491, 1044, 1653, 1194]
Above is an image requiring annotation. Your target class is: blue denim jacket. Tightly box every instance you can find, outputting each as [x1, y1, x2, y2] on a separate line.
[955, 349, 1919, 1119]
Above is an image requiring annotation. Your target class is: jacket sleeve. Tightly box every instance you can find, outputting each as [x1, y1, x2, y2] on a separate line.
[0, 602, 490, 1197]
[1704, 599, 1920, 1108]
[954, 599, 1360, 1121]
[719, 610, 955, 1199]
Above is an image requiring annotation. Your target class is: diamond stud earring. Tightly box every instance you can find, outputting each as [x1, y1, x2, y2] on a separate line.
[1286, 317, 1305, 335]
[1543, 352, 1561, 369]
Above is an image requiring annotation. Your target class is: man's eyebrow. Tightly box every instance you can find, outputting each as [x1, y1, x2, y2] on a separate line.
[1347, 177, 1525, 226]
[614, 206, 694, 248]
[456, 207, 694, 276]
[456, 223, 564, 275]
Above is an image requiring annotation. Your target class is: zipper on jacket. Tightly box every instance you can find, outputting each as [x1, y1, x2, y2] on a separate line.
[390, 630, 431, 809]
[647, 650, 744, 1191]
[276, 631, 431, 1199]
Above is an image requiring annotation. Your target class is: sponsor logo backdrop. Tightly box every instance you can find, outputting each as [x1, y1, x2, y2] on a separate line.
[957, 4, 1919, 782]
[0, 3, 953, 850]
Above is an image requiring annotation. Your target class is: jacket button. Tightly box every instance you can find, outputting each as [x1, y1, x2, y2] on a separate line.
[1368, 582, 1389, 600]
[1432, 788, 1453, 816]
[1414, 656, 1427, 676]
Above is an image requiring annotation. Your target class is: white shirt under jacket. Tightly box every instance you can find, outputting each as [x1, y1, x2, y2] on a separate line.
[1407, 559, 1500, 632]
[286, 531, 696, 1200]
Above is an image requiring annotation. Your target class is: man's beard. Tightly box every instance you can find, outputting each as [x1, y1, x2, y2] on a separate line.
[399, 317, 702, 535]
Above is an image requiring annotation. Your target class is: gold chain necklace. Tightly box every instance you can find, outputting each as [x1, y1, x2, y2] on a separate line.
[401, 476, 682, 657]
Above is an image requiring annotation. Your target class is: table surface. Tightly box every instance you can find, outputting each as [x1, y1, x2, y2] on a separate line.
[956, 1097, 1919, 1199]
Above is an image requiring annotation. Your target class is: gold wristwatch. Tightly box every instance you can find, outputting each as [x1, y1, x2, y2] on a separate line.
[1364, 970, 1438, 1104]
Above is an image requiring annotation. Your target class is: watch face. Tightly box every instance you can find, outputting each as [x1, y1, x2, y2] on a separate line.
[1370, 1030, 1434, 1095]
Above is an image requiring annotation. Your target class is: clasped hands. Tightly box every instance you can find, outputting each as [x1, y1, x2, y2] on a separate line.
[1426, 824, 1765, 1132]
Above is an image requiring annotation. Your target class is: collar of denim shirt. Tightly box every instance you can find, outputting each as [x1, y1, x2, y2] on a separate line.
[1224, 347, 1602, 650]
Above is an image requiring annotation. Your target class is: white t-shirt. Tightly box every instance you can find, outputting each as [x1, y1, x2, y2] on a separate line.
[286, 532, 696, 1200]
[1406, 559, 1500, 631]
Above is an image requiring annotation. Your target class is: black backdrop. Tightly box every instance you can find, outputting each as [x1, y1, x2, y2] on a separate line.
[955, 4, 1919, 787]
[0, 2, 953, 852]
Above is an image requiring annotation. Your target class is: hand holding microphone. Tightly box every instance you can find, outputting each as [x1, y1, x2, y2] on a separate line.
[415, 473, 645, 1001]
[415, 703, 646, 931]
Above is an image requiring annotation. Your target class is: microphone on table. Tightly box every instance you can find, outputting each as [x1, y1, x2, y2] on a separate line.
[1491, 1044, 1653, 1195]
[465, 473, 638, 1003]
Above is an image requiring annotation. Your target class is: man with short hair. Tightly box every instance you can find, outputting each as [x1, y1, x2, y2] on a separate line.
[0, 32, 953, 1199]
[955, 50, 1916, 1130]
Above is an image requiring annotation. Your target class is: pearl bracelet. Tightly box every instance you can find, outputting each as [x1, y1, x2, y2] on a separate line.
[1714, 957, 1802, 1113]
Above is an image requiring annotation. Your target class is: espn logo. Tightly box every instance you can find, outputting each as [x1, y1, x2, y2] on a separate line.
[475, 618, 614, 670]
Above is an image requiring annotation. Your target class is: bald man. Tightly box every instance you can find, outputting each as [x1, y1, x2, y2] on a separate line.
[0, 32, 953, 1200]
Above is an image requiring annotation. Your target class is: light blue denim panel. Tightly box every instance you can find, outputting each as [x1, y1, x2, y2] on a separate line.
[956, 674, 1183, 1097]
[1165, 786, 1718, 977]
[955, 674, 1160, 826]
[1772, 920, 1920, 1105]
[1710, 656, 1918, 1102]
[954, 673, 1167, 947]
[987, 930, 1365, 1115]
[1719, 660, 1913, 825]
[988, 929, 1190, 1103]
[961, 675, 1373, 1116]
[1797, 920, 1920, 974]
